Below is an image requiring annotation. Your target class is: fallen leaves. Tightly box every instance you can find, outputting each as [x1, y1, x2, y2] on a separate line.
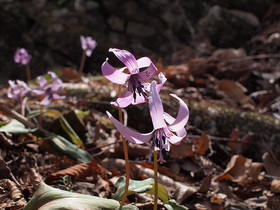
[213, 155, 264, 186]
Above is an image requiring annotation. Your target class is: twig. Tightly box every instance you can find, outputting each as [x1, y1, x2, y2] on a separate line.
[0, 103, 37, 129]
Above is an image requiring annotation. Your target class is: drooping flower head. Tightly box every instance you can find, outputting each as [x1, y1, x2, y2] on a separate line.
[7, 80, 30, 102]
[107, 81, 189, 162]
[14, 48, 32, 65]
[80, 35, 97, 57]
[102, 48, 166, 108]
[33, 71, 65, 105]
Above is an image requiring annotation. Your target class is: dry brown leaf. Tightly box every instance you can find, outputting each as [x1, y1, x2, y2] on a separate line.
[210, 192, 227, 205]
[262, 152, 280, 176]
[45, 160, 101, 183]
[173, 185, 197, 204]
[198, 173, 212, 193]
[170, 141, 194, 158]
[217, 79, 250, 106]
[193, 134, 209, 155]
[5, 179, 23, 201]
[271, 179, 280, 193]
[247, 162, 264, 182]
[60, 67, 81, 82]
[213, 155, 252, 186]
[227, 130, 257, 154]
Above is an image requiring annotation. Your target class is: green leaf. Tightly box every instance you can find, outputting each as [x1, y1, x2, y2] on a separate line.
[0, 119, 36, 134]
[59, 115, 83, 146]
[24, 182, 120, 210]
[164, 199, 189, 210]
[112, 176, 169, 203]
[75, 109, 90, 116]
[49, 135, 92, 162]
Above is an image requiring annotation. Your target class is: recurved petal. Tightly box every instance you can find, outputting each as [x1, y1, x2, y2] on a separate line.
[52, 94, 65, 100]
[32, 89, 45, 96]
[102, 59, 130, 85]
[149, 81, 166, 129]
[168, 94, 189, 131]
[48, 72, 63, 92]
[40, 95, 52, 105]
[37, 76, 50, 90]
[107, 111, 153, 144]
[168, 134, 185, 145]
[137, 57, 157, 79]
[164, 112, 187, 139]
[109, 48, 139, 74]
[112, 89, 134, 108]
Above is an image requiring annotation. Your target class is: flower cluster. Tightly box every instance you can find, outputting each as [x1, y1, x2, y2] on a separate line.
[80, 35, 97, 57]
[103, 48, 189, 162]
[7, 80, 30, 102]
[32, 72, 65, 105]
[7, 71, 64, 106]
[14, 48, 32, 65]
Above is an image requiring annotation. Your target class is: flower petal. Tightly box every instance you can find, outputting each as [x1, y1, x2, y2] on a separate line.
[109, 48, 139, 74]
[168, 94, 189, 131]
[48, 72, 63, 92]
[107, 111, 153, 144]
[164, 112, 187, 138]
[112, 89, 134, 108]
[102, 59, 130, 85]
[52, 94, 65, 100]
[40, 95, 52, 105]
[37, 76, 50, 90]
[32, 90, 45, 95]
[149, 81, 166, 129]
[167, 132, 185, 145]
[137, 57, 157, 79]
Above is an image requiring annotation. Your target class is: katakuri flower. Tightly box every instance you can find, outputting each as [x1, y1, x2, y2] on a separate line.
[7, 80, 30, 101]
[102, 48, 166, 108]
[80, 35, 97, 57]
[107, 80, 189, 162]
[33, 72, 64, 105]
[14, 48, 32, 65]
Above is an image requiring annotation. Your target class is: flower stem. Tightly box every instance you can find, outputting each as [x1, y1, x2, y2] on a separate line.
[154, 151, 158, 210]
[118, 84, 130, 206]
[19, 95, 24, 116]
[78, 50, 86, 75]
[25, 64, 31, 83]
[39, 105, 43, 126]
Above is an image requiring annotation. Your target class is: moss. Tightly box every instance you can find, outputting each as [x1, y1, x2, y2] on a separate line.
[188, 100, 280, 161]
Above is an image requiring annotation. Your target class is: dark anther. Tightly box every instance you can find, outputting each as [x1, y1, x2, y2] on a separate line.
[162, 136, 166, 144]
[155, 138, 160, 147]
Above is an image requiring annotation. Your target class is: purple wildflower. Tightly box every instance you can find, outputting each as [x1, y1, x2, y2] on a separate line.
[14, 48, 32, 65]
[80, 35, 97, 57]
[107, 81, 189, 163]
[7, 80, 30, 102]
[102, 48, 166, 108]
[33, 72, 64, 105]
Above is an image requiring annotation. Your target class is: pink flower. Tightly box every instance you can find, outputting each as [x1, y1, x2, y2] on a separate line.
[33, 72, 64, 105]
[102, 48, 166, 108]
[80, 35, 97, 57]
[107, 81, 189, 162]
[7, 80, 30, 101]
[14, 48, 32, 65]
